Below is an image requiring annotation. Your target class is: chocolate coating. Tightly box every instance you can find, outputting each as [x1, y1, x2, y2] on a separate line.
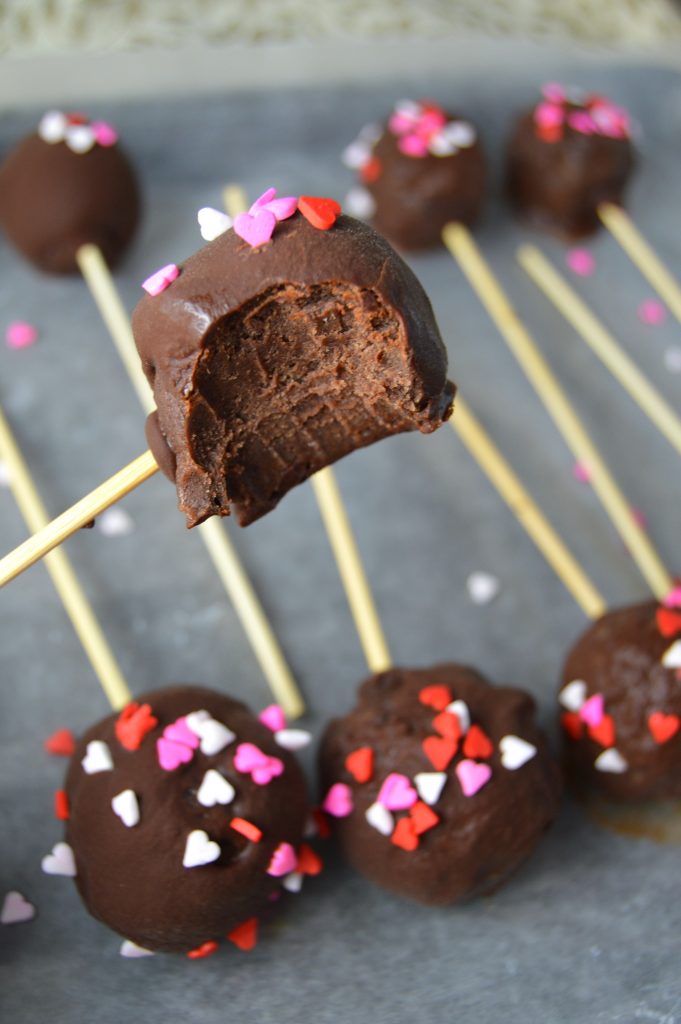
[560, 602, 681, 801]
[320, 664, 561, 905]
[64, 686, 309, 953]
[0, 125, 140, 274]
[133, 211, 454, 527]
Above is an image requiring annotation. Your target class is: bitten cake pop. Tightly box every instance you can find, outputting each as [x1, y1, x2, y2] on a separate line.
[559, 600, 681, 802]
[133, 190, 454, 527]
[343, 100, 486, 250]
[0, 110, 140, 274]
[319, 664, 561, 904]
[54, 685, 315, 955]
[506, 84, 634, 239]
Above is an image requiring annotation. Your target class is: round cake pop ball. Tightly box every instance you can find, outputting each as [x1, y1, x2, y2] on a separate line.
[559, 601, 681, 802]
[506, 84, 634, 239]
[343, 100, 486, 251]
[0, 111, 140, 274]
[319, 664, 561, 904]
[132, 191, 454, 528]
[60, 686, 311, 954]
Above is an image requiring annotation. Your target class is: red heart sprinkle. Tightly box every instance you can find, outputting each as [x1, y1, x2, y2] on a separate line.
[656, 607, 681, 638]
[54, 789, 70, 820]
[410, 800, 439, 836]
[297, 195, 341, 231]
[227, 918, 258, 951]
[115, 702, 158, 751]
[463, 724, 493, 760]
[418, 685, 452, 711]
[560, 712, 583, 740]
[360, 156, 382, 183]
[648, 711, 681, 744]
[297, 843, 323, 876]
[422, 734, 457, 771]
[391, 817, 419, 852]
[187, 940, 219, 960]
[588, 714, 616, 748]
[432, 710, 462, 741]
[344, 746, 374, 784]
[536, 124, 562, 143]
[44, 728, 75, 757]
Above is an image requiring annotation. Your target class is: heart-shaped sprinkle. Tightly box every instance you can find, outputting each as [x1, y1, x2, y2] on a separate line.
[91, 120, 118, 147]
[433, 709, 462, 741]
[66, 125, 95, 153]
[664, 586, 681, 609]
[187, 941, 219, 960]
[343, 185, 376, 219]
[410, 800, 439, 835]
[251, 192, 298, 222]
[359, 156, 382, 183]
[648, 712, 680, 744]
[54, 790, 69, 820]
[297, 195, 341, 231]
[588, 714, 616, 748]
[157, 737, 194, 772]
[142, 263, 180, 296]
[566, 249, 595, 277]
[365, 801, 394, 835]
[6, 321, 38, 350]
[41, 842, 76, 877]
[422, 734, 457, 771]
[322, 782, 353, 817]
[466, 571, 500, 605]
[165, 716, 200, 749]
[594, 748, 628, 773]
[462, 725, 493, 760]
[230, 817, 263, 842]
[234, 209, 276, 248]
[345, 746, 374, 783]
[186, 713, 235, 756]
[233, 743, 284, 785]
[414, 771, 447, 806]
[120, 940, 155, 958]
[560, 711, 583, 740]
[81, 740, 113, 774]
[456, 759, 492, 797]
[579, 694, 605, 728]
[275, 728, 311, 751]
[377, 773, 418, 811]
[282, 872, 304, 893]
[499, 735, 537, 770]
[259, 704, 287, 732]
[444, 120, 476, 148]
[97, 507, 134, 536]
[419, 684, 452, 710]
[227, 918, 258, 951]
[267, 842, 298, 877]
[115, 702, 157, 751]
[429, 132, 457, 157]
[38, 110, 67, 143]
[559, 679, 587, 712]
[198, 769, 236, 808]
[391, 817, 419, 851]
[183, 830, 221, 869]
[656, 607, 681, 638]
[44, 728, 75, 757]
[445, 700, 471, 734]
[112, 789, 140, 828]
[342, 139, 373, 169]
[662, 641, 681, 669]
[197, 206, 232, 242]
[297, 843, 323, 876]
[1, 891, 36, 925]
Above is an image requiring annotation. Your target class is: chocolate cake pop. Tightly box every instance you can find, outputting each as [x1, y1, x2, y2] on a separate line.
[49, 685, 316, 955]
[132, 189, 454, 528]
[343, 100, 486, 251]
[0, 110, 140, 274]
[506, 84, 634, 239]
[319, 664, 561, 904]
[559, 600, 681, 802]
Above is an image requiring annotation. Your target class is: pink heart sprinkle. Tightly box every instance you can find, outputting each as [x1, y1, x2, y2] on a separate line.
[376, 773, 418, 811]
[541, 82, 566, 103]
[91, 121, 118, 147]
[455, 759, 492, 797]
[534, 102, 564, 129]
[419, 110, 446, 135]
[251, 758, 284, 786]
[566, 248, 595, 277]
[638, 299, 667, 326]
[579, 694, 604, 727]
[259, 705, 287, 733]
[263, 196, 298, 221]
[142, 263, 179, 296]
[567, 111, 596, 135]
[389, 112, 417, 135]
[664, 586, 681, 609]
[249, 187, 277, 212]
[233, 209, 276, 248]
[322, 782, 353, 818]
[157, 737, 194, 771]
[6, 321, 38, 350]
[572, 460, 592, 483]
[164, 716, 199, 749]
[398, 134, 429, 157]
[267, 841, 298, 877]
[234, 742, 270, 772]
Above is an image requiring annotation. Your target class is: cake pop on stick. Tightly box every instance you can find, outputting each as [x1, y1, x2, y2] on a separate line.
[517, 245, 681, 457]
[599, 203, 681, 325]
[76, 242, 304, 718]
[443, 222, 674, 601]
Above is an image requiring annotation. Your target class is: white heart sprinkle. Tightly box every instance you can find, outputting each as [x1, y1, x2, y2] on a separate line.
[197, 769, 235, 808]
[664, 346, 681, 374]
[81, 740, 113, 774]
[282, 872, 304, 893]
[183, 829, 221, 869]
[197, 206, 232, 242]
[120, 939, 155, 958]
[499, 735, 537, 770]
[274, 728, 311, 751]
[343, 186, 376, 219]
[38, 110, 67, 144]
[0, 461, 10, 487]
[594, 748, 628, 774]
[365, 801, 394, 836]
[559, 679, 587, 712]
[67, 125, 95, 153]
[359, 122, 382, 143]
[341, 139, 372, 169]
[429, 133, 457, 157]
[41, 842, 76, 877]
[467, 571, 500, 605]
[445, 699, 471, 734]
[1, 891, 36, 924]
[97, 507, 134, 537]
[112, 789, 140, 828]
[444, 121, 476, 148]
[186, 711, 235, 755]
[414, 771, 447, 806]
[395, 99, 421, 119]
[662, 640, 681, 669]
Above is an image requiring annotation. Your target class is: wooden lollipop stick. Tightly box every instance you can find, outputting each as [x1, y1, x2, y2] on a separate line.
[451, 399, 607, 620]
[443, 222, 674, 602]
[77, 244, 304, 719]
[0, 406, 131, 709]
[599, 203, 681, 325]
[518, 244, 681, 458]
[0, 450, 158, 587]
